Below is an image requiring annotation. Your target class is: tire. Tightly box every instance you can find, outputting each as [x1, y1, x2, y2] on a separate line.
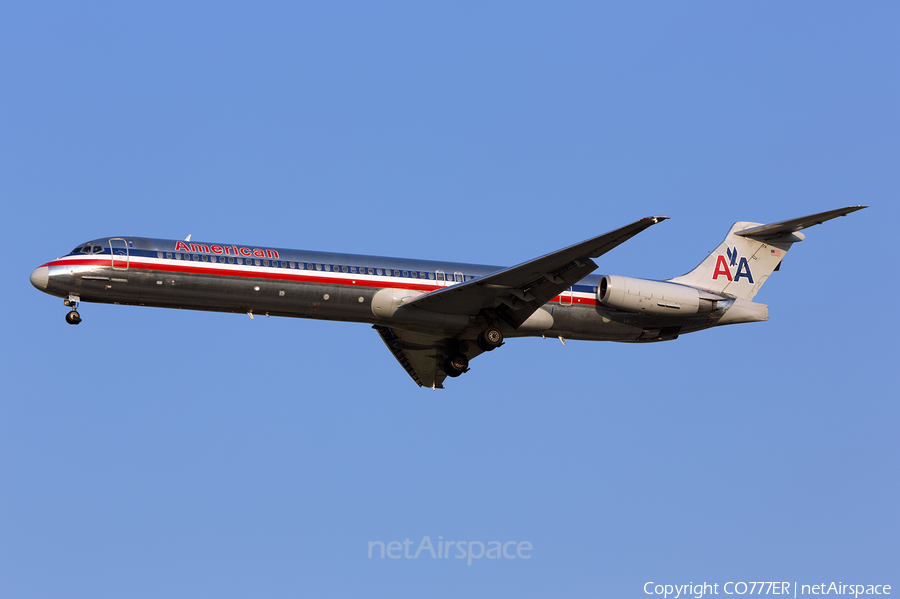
[444, 353, 469, 377]
[65, 310, 82, 325]
[477, 326, 503, 351]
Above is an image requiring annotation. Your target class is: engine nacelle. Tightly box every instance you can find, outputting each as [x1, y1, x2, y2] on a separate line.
[598, 275, 717, 315]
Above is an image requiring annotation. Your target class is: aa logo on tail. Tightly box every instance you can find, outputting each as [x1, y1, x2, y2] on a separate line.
[713, 247, 753, 283]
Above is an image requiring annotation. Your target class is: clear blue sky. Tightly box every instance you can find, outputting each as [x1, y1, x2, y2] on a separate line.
[2, 3, 897, 597]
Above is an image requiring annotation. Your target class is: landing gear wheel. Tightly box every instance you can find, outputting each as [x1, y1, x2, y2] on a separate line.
[65, 310, 82, 325]
[443, 353, 469, 378]
[477, 326, 504, 351]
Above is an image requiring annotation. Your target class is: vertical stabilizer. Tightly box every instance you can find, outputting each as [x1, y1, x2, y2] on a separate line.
[668, 206, 866, 300]
[668, 221, 797, 300]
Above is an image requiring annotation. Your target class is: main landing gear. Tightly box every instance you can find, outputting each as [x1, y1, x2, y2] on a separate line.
[444, 326, 505, 378]
[477, 326, 504, 352]
[63, 299, 82, 325]
[443, 353, 469, 378]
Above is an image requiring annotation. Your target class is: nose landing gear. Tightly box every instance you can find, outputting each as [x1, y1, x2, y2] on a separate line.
[64, 298, 82, 325]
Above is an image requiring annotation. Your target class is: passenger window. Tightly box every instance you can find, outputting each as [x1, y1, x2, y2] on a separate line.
[342, 266, 349, 273]
[263, 259, 269, 267]
[376, 269, 382, 276]
[402, 271, 409, 277]
[228, 257, 235, 264]
[192, 254, 199, 261]
[428, 273, 435, 280]
[281, 261, 287, 268]
[166, 252, 173, 259]
[254, 259, 261, 266]
[316, 264, 322, 271]
[157, 252, 164, 258]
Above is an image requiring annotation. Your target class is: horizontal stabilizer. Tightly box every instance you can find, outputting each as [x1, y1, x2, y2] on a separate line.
[735, 206, 867, 240]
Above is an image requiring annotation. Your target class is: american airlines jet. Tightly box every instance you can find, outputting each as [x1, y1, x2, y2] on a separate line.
[30, 206, 865, 388]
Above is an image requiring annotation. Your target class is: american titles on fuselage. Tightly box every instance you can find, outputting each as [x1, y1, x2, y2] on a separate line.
[174, 240, 280, 259]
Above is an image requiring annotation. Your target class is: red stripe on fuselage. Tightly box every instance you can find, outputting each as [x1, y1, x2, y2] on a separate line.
[47, 257, 599, 305]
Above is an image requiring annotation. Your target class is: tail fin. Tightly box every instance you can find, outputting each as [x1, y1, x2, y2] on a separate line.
[668, 206, 866, 300]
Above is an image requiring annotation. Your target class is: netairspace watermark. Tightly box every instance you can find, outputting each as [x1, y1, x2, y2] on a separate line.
[368, 536, 532, 566]
[644, 581, 892, 598]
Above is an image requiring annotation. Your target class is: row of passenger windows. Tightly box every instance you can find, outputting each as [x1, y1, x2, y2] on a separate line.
[156, 251, 473, 282]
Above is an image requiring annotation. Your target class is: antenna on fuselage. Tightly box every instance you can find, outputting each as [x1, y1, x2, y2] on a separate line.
[185, 234, 192, 241]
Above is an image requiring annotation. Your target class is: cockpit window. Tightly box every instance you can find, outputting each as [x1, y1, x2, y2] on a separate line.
[71, 246, 84, 254]
[92, 246, 103, 253]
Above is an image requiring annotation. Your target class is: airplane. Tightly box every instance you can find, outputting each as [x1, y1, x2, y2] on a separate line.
[30, 206, 865, 388]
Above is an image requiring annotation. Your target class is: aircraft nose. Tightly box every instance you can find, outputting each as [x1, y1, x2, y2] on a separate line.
[30, 266, 49, 290]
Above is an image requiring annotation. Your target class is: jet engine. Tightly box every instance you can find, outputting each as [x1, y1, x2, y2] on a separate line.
[598, 275, 718, 315]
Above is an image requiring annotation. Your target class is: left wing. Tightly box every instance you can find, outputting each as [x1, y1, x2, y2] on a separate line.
[402, 216, 668, 328]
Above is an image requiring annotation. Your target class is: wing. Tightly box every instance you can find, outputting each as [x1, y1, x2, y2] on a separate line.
[373, 325, 485, 389]
[402, 216, 668, 328]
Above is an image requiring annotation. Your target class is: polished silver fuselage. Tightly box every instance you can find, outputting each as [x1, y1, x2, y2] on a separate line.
[31, 236, 717, 342]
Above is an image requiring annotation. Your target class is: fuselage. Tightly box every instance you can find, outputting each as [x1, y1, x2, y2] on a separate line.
[29, 236, 720, 342]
